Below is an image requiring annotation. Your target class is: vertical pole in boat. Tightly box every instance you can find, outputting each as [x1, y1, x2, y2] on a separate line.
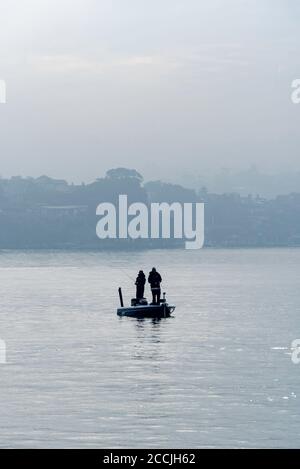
[118, 287, 124, 307]
[163, 292, 166, 318]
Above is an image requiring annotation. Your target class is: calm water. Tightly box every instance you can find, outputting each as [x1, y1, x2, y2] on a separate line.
[0, 248, 299, 448]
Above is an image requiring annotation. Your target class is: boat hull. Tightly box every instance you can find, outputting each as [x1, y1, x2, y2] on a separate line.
[117, 304, 175, 318]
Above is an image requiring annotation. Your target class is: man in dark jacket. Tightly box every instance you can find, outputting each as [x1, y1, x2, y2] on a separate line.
[148, 267, 162, 305]
[135, 270, 146, 300]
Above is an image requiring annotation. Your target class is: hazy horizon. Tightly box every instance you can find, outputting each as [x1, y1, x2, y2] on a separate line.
[1, 0, 300, 183]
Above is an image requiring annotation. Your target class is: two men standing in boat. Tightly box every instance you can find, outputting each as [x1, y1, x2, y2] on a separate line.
[135, 267, 162, 305]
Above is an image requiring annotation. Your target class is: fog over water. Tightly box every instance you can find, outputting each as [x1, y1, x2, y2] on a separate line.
[1, 0, 300, 452]
[0, 0, 300, 183]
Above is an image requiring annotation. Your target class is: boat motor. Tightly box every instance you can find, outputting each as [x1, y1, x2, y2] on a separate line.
[161, 292, 166, 304]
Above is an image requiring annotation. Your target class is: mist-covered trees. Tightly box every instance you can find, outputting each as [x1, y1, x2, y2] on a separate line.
[105, 168, 143, 183]
[0, 168, 299, 249]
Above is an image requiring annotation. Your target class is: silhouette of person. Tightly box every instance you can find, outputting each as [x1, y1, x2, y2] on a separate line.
[148, 267, 162, 305]
[135, 270, 146, 300]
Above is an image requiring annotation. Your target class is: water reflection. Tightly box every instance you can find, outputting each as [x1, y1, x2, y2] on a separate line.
[128, 318, 167, 361]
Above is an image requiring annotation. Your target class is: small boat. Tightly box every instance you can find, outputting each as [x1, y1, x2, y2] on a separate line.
[117, 288, 176, 318]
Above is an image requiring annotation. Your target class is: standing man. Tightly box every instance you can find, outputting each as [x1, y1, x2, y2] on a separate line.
[148, 267, 162, 305]
[135, 270, 146, 300]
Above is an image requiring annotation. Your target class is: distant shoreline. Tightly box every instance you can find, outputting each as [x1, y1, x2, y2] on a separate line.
[0, 245, 300, 253]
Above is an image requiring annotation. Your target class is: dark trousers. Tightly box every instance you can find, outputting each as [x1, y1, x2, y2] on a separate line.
[151, 288, 161, 305]
[136, 286, 144, 299]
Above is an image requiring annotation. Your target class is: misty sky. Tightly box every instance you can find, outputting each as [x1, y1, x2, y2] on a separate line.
[0, 0, 300, 183]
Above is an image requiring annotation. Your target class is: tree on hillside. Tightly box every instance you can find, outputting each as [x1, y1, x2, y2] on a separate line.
[105, 168, 143, 183]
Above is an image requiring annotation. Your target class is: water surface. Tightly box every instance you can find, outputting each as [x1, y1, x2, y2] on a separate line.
[0, 248, 299, 448]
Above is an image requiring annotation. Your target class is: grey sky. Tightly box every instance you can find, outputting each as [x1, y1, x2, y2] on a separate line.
[0, 0, 299, 183]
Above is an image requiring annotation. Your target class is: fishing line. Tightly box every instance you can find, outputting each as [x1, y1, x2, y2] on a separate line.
[119, 268, 135, 282]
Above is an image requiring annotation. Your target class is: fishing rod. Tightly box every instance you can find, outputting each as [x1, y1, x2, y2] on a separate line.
[119, 268, 135, 282]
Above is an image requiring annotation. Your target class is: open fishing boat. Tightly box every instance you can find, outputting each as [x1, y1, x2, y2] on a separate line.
[117, 288, 175, 318]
